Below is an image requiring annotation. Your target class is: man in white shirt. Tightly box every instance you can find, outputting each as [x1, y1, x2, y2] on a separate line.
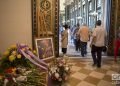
[90, 20, 106, 68]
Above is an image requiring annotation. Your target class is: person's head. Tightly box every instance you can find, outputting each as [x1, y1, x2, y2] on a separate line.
[96, 20, 101, 26]
[64, 24, 68, 29]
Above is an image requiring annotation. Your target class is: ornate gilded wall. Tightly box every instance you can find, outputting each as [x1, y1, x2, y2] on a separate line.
[32, 0, 59, 57]
[108, 0, 120, 55]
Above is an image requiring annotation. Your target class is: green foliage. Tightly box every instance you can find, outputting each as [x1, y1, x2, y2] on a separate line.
[0, 44, 47, 86]
[26, 69, 47, 86]
[0, 45, 35, 74]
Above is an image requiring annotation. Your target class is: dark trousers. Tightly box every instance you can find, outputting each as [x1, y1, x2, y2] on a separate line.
[80, 41, 87, 57]
[62, 48, 67, 54]
[75, 39, 81, 51]
[91, 45, 103, 67]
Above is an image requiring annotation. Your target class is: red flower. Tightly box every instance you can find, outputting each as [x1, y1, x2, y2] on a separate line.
[5, 68, 13, 73]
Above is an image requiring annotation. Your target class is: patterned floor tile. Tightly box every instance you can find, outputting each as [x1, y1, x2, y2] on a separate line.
[111, 64, 119, 68]
[62, 58, 120, 86]
[76, 81, 95, 86]
[78, 68, 92, 75]
[84, 65, 96, 70]
[102, 65, 111, 70]
[110, 67, 119, 72]
[75, 62, 86, 67]
[67, 77, 81, 86]
[97, 80, 115, 86]
[89, 71, 105, 79]
[95, 68, 108, 74]
[71, 66, 81, 72]
[71, 72, 88, 80]
[84, 76, 100, 85]
[106, 70, 118, 76]
[103, 75, 112, 82]
[79, 61, 90, 65]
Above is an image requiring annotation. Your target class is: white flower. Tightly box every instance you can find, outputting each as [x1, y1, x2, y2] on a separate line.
[55, 73, 59, 79]
[24, 71, 32, 75]
[4, 79, 8, 86]
[65, 66, 69, 71]
[12, 77, 16, 83]
[50, 67, 57, 74]
[16, 76, 27, 82]
[59, 63, 63, 67]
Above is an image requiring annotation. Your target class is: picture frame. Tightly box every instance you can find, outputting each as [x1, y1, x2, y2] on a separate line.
[35, 38, 54, 60]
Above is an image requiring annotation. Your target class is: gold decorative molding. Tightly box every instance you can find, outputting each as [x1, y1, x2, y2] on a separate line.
[108, 0, 120, 55]
[36, 0, 55, 37]
[32, 0, 59, 56]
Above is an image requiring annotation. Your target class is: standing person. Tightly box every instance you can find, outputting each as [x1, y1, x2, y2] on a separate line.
[78, 23, 89, 57]
[61, 24, 68, 57]
[73, 24, 80, 52]
[70, 26, 74, 44]
[72, 25, 77, 46]
[90, 20, 106, 68]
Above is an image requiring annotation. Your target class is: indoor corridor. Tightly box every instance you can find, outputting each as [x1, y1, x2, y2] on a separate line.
[59, 29, 120, 86]
[59, 29, 105, 57]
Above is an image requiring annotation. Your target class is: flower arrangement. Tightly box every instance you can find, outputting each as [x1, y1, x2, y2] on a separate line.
[0, 44, 48, 86]
[0, 45, 35, 72]
[49, 57, 71, 85]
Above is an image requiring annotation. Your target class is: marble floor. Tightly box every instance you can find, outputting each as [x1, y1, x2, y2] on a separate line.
[58, 32, 120, 86]
[62, 57, 120, 86]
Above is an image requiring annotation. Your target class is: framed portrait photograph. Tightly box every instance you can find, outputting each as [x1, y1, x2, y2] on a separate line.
[35, 38, 54, 60]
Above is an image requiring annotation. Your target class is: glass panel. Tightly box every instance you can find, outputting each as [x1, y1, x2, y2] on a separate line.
[97, 0, 101, 7]
[89, 1, 92, 11]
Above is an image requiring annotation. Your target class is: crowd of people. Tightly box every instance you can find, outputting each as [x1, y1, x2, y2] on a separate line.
[60, 20, 107, 68]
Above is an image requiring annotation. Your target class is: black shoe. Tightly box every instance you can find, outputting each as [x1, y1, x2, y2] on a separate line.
[97, 65, 101, 68]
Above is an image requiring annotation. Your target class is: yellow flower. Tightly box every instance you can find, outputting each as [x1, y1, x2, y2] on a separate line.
[9, 55, 16, 62]
[10, 45, 17, 49]
[17, 54, 21, 59]
[12, 51, 17, 56]
[33, 50, 37, 54]
[3, 50, 10, 56]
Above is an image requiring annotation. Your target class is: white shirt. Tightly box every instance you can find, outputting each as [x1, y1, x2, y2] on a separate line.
[92, 26, 106, 47]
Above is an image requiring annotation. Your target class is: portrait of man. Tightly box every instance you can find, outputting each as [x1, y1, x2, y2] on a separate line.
[35, 38, 54, 60]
